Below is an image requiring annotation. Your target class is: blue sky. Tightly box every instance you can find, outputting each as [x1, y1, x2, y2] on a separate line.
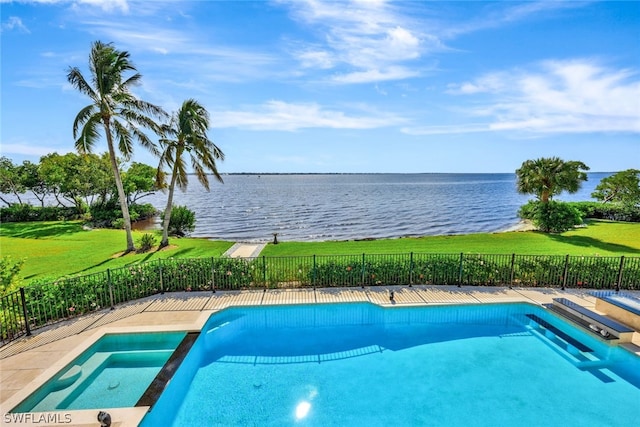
[1, 0, 639, 173]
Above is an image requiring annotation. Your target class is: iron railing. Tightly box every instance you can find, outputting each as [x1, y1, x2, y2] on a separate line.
[2, 253, 639, 346]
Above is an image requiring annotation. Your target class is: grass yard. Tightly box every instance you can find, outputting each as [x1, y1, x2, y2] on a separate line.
[0, 221, 232, 281]
[261, 220, 640, 257]
[1, 219, 638, 284]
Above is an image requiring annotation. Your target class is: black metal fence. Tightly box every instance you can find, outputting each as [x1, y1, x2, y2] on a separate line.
[2, 253, 639, 346]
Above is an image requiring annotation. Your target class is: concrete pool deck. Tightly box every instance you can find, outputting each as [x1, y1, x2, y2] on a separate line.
[1, 286, 639, 426]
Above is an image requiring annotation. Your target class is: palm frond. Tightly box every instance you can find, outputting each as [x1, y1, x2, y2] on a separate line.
[131, 126, 160, 158]
[112, 120, 134, 160]
[66, 67, 97, 101]
[75, 115, 102, 154]
[72, 105, 97, 138]
[173, 156, 189, 192]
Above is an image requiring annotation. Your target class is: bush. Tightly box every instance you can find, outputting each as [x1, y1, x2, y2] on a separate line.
[567, 201, 640, 222]
[1, 204, 37, 222]
[0, 204, 78, 222]
[164, 205, 196, 237]
[131, 203, 158, 220]
[519, 200, 582, 233]
[88, 200, 157, 228]
[137, 233, 156, 253]
[0, 256, 23, 296]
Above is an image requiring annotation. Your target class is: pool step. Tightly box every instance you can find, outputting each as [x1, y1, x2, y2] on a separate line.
[524, 313, 604, 369]
[548, 298, 634, 343]
[525, 314, 592, 352]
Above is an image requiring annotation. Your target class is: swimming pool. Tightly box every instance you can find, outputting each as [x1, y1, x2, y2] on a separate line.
[141, 303, 640, 426]
[11, 332, 186, 413]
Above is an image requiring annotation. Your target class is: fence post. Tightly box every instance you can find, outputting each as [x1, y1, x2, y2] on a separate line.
[615, 256, 625, 292]
[361, 253, 366, 288]
[409, 252, 414, 287]
[107, 269, 115, 310]
[262, 256, 267, 291]
[19, 288, 31, 337]
[211, 257, 216, 293]
[561, 255, 570, 290]
[458, 253, 464, 288]
[158, 263, 164, 295]
[509, 254, 516, 289]
[313, 255, 317, 290]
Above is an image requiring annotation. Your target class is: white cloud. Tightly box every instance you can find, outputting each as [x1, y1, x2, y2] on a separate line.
[76, 0, 128, 13]
[331, 66, 419, 84]
[414, 59, 640, 136]
[1, 16, 30, 33]
[212, 101, 406, 131]
[281, 0, 431, 83]
[441, 1, 589, 39]
[298, 49, 334, 69]
[13, 0, 129, 13]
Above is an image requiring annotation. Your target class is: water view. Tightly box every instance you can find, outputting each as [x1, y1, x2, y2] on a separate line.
[139, 172, 610, 242]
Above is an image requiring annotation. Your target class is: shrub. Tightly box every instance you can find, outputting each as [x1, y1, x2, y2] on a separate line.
[0, 204, 37, 222]
[137, 233, 156, 253]
[164, 205, 196, 237]
[519, 200, 582, 233]
[0, 256, 23, 296]
[567, 201, 640, 222]
[88, 200, 157, 228]
[131, 203, 158, 220]
[112, 218, 125, 229]
[0, 204, 80, 222]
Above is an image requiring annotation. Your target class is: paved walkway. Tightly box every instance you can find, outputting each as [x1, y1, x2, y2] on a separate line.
[222, 242, 267, 258]
[1, 286, 639, 426]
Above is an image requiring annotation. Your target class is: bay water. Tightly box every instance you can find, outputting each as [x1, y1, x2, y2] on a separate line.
[141, 172, 610, 242]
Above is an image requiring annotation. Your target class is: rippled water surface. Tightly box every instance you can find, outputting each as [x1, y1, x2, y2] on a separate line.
[142, 173, 609, 242]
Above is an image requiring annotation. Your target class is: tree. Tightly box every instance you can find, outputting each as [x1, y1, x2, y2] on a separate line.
[39, 152, 113, 213]
[516, 157, 590, 203]
[0, 157, 24, 206]
[591, 169, 640, 206]
[157, 99, 224, 247]
[67, 41, 166, 253]
[19, 161, 48, 207]
[122, 162, 164, 205]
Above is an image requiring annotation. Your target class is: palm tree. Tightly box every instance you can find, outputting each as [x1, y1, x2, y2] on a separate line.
[158, 99, 224, 248]
[67, 41, 166, 253]
[516, 157, 590, 203]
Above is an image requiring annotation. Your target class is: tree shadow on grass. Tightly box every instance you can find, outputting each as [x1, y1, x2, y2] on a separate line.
[167, 248, 195, 258]
[0, 222, 85, 238]
[70, 257, 116, 276]
[69, 245, 196, 276]
[547, 234, 640, 255]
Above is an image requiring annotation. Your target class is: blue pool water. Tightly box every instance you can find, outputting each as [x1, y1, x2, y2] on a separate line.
[142, 303, 640, 427]
[11, 332, 185, 412]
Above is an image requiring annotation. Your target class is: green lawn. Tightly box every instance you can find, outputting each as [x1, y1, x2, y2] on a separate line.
[1, 220, 638, 284]
[0, 221, 233, 282]
[261, 220, 640, 257]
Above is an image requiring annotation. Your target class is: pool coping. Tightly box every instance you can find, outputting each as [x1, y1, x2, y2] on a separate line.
[1, 286, 639, 426]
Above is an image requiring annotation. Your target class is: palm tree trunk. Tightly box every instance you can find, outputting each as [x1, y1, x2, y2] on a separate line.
[541, 190, 550, 203]
[104, 121, 136, 253]
[160, 168, 179, 248]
